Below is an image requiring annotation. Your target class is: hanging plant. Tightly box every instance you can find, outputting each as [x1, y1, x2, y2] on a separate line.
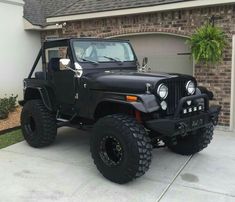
[187, 24, 227, 65]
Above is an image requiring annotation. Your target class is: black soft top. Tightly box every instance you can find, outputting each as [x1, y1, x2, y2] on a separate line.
[43, 37, 130, 49]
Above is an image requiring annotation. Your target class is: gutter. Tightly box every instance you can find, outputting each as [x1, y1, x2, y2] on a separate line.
[0, 0, 24, 6]
[24, 18, 62, 31]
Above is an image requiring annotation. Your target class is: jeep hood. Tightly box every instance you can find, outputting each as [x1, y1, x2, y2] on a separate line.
[85, 71, 193, 94]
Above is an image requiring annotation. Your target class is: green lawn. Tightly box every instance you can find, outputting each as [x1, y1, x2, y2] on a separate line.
[0, 130, 24, 149]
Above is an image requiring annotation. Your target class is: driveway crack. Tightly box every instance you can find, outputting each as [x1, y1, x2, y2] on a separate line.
[157, 155, 193, 202]
[174, 183, 235, 198]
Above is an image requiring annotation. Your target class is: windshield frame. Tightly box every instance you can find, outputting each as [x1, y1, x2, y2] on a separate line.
[70, 38, 138, 64]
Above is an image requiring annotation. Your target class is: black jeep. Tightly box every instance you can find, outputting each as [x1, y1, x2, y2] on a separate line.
[20, 38, 220, 184]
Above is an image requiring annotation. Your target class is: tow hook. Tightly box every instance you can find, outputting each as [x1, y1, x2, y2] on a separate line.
[209, 105, 221, 126]
[211, 116, 219, 126]
[177, 122, 187, 136]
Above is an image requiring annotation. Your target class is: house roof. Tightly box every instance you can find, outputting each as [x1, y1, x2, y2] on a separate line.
[24, 0, 45, 26]
[51, 0, 190, 18]
[23, 0, 78, 26]
[24, 0, 235, 27]
[23, 0, 191, 26]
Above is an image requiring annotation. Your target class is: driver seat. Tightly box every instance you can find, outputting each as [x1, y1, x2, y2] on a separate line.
[48, 58, 61, 73]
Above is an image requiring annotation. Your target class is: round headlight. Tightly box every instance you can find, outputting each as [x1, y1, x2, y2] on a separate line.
[157, 84, 168, 99]
[186, 80, 196, 95]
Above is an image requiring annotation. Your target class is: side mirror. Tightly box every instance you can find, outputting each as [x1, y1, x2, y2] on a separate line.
[60, 58, 71, 67]
[74, 62, 83, 78]
[74, 62, 82, 70]
[142, 57, 148, 67]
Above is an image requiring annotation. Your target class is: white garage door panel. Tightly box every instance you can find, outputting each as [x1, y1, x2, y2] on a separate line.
[141, 55, 193, 75]
[117, 34, 193, 75]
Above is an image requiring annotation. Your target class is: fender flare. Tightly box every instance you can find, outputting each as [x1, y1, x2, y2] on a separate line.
[95, 94, 160, 114]
[197, 86, 214, 100]
[23, 87, 54, 111]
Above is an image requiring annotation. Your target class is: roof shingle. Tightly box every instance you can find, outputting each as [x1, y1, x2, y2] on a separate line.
[51, 0, 191, 17]
[23, 0, 78, 26]
[23, 0, 193, 26]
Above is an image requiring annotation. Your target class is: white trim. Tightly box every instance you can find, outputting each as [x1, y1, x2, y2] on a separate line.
[106, 32, 191, 39]
[192, 58, 196, 77]
[0, 0, 24, 6]
[230, 35, 235, 131]
[47, 0, 235, 23]
[23, 18, 62, 31]
[45, 35, 59, 40]
[24, 18, 41, 30]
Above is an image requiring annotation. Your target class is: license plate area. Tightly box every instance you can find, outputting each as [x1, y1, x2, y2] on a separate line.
[190, 114, 207, 129]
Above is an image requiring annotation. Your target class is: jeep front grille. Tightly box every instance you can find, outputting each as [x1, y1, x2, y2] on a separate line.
[165, 79, 187, 115]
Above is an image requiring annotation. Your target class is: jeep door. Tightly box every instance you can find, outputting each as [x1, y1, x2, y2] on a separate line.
[45, 45, 76, 109]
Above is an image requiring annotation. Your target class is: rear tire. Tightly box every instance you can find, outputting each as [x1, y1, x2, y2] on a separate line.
[90, 114, 152, 184]
[165, 125, 214, 155]
[21, 99, 57, 148]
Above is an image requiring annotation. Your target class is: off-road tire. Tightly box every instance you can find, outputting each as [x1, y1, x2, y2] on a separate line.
[165, 125, 214, 155]
[21, 99, 57, 148]
[90, 114, 153, 184]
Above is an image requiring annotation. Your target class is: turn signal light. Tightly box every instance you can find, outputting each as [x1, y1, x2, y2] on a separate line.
[126, 95, 138, 102]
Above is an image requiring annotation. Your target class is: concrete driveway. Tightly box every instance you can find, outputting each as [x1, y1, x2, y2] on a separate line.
[0, 128, 235, 202]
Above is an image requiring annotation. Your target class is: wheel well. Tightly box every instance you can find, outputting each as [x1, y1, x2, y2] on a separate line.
[94, 101, 135, 120]
[23, 87, 54, 111]
[25, 88, 41, 101]
[198, 86, 214, 100]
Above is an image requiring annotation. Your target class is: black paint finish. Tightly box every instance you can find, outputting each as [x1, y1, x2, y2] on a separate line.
[20, 38, 220, 135]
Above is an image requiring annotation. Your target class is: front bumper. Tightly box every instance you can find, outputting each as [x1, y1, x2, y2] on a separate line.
[146, 94, 221, 137]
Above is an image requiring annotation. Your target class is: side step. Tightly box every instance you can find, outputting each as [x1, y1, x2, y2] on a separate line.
[56, 112, 77, 128]
[57, 118, 70, 128]
[56, 118, 93, 130]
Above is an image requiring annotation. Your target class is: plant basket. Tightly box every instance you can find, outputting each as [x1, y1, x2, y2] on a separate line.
[187, 24, 227, 65]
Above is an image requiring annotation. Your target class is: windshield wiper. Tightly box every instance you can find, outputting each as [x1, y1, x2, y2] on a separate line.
[102, 56, 123, 63]
[79, 57, 99, 64]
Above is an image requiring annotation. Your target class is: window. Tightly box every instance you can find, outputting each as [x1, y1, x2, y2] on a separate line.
[45, 46, 68, 71]
[45, 35, 61, 64]
[45, 47, 68, 62]
[73, 41, 135, 62]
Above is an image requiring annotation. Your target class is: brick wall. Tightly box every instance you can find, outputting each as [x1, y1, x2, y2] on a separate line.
[41, 5, 235, 126]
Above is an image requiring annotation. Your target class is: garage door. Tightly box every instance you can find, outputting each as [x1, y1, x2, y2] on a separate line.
[115, 34, 193, 75]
